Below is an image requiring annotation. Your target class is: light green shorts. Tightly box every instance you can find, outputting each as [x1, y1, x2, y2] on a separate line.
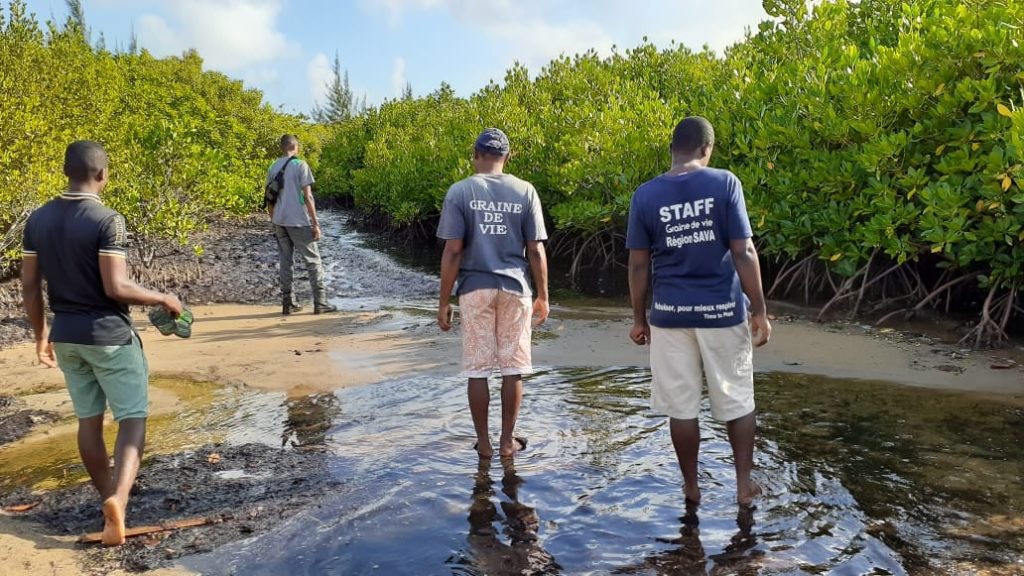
[53, 333, 149, 421]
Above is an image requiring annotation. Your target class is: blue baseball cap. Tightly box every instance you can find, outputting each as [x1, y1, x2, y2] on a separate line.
[474, 128, 510, 156]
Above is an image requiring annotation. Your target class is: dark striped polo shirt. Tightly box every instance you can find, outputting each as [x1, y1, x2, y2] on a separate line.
[23, 191, 133, 345]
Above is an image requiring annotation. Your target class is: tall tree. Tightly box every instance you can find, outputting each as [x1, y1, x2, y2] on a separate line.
[313, 52, 353, 123]
[128, 22, 138, 55]
[65, 0, 88, 40]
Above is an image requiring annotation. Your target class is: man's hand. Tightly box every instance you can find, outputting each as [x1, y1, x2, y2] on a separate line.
[312, 223, 322, 242]
[630, 322, 651, 345]
[532, 298, 549, 327]
[36, 340, 57, 368]
[750, 314, 772, 347]
[161, 294, 184, 318]
[438, 302, 453, 331]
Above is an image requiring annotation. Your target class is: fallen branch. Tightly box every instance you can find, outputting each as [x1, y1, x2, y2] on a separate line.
[78, 516, 220, 544]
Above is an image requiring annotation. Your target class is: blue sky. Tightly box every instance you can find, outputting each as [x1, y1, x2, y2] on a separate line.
[18, 0, 769, 115]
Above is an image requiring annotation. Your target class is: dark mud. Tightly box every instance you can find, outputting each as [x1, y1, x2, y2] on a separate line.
[0, 395, 59, 447]
[0, 211, 439, 349]
[0, 442, 343, 573]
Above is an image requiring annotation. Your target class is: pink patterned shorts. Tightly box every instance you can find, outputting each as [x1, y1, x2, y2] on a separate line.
[458, 289, 533, 378]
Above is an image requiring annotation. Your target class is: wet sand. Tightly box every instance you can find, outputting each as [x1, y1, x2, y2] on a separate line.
[1, 303, 1021, 403]
[0, 303, 1021, 575]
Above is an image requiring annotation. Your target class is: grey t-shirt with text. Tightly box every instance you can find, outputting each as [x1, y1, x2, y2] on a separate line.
[436, 174, 548, 296]
[267, 156, 315, 227]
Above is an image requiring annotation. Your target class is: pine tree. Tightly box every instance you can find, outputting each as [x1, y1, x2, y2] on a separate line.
[128, 22, 138, 55]
[65, 0, 88, 40]
[313, 52, 353, 124]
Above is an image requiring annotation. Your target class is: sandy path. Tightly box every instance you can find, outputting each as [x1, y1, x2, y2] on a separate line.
[0, 303, 1021, 575]
[2, 303, 1020, 400]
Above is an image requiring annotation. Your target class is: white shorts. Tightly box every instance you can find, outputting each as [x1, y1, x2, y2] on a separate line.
[649, 323, 755, 422]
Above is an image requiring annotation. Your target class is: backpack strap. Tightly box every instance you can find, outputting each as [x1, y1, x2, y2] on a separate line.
[274, 156, 295, 181]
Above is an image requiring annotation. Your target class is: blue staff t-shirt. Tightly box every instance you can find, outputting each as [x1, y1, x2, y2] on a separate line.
[625, 168, 753, 329]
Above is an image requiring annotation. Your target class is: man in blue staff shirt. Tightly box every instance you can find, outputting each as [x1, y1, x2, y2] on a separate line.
[626, 116, 771, 507]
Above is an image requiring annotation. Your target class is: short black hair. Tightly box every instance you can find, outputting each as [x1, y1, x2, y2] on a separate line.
[63, 140, 109, 183]
[671, 116, 715, 154]
[280, 134, 299, 152]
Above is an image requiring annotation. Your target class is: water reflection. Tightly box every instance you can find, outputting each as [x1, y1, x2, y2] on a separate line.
[456, 458, 562, 575]
[614, 503, 761, 576]
[179, 368, 1024, 576]
[282, 393, 341, 449]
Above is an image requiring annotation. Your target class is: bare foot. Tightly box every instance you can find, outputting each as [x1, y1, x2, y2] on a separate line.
[738, 480, 762, 507]
[498, 437, 526, 458]
[474, 440, 493, 459]
[101, 497, 126, 546]
[683, 484, 701, 506]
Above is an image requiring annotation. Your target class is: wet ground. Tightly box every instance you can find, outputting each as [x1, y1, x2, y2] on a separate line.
[0, 395, 59, 446]
[1, 213, 1022, 575]
[0, 212, 440, 348]
[92, 367, 1018, 576]
[5, 368, 1022, 573]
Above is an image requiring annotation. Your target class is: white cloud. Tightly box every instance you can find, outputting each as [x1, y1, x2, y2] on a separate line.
[135, 0, 298, 70]
[367, 0, 445, 26]
[307, 53, 333, 108]
[491, 18, 614, 71]
[366, 0, 614, 72]
[627, 0, 767, 53]
[136, 14, 178, 56]
[391, 57, 407, 97]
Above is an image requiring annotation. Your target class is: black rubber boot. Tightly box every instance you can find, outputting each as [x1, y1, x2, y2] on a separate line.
[283, 296, 303, 315]
[314, 303, 338, 315]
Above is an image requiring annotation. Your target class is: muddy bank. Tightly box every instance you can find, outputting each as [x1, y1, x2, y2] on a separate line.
[0, 211, 440, 349]
[0, 395, 60, 447]
[1, 442, 342, 574]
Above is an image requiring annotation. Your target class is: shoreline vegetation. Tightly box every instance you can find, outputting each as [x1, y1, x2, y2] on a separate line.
[2, 0, 1023, 347]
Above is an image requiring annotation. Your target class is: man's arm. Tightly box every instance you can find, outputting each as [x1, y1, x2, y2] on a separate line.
[303, 185, 321, 241]
[628, 249, 652, 345]
[99, 255, 182, 314]
[437, 239, 463, 331]
[527, 240, 549, 326]
[21, 257, 56, 368]
[729, 238, 771, 346]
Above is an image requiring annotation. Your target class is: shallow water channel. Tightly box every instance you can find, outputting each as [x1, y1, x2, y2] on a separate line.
[2, 213, 1021, 574]
[131, 366, 1024, 576]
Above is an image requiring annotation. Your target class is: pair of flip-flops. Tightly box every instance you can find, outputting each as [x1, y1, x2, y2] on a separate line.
[473, 437, 528, 455]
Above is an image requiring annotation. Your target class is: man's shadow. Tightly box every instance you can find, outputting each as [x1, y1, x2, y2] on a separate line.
[462, 458, 562, 575]
[616, 503, 760, 575]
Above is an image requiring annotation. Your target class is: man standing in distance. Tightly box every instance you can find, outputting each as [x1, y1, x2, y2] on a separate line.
[626, 117, 771, 506]
[437, 128, 549, 459]
[22, 140, 183, 545]
[267, 135, 336, 315]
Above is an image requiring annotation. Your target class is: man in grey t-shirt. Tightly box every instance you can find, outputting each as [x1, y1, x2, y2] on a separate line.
[266, 135, 336, 315]
[437, 128, 549, 459]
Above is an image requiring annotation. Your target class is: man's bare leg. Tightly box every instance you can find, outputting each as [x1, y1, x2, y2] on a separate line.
[669, 418, 701, 504]
[726, 411, 760, 506]
[77, 415, 114, 499]
[498, 375, 523, 458]
[468, 378, 492, 458]
[102, 417, 146, 546]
